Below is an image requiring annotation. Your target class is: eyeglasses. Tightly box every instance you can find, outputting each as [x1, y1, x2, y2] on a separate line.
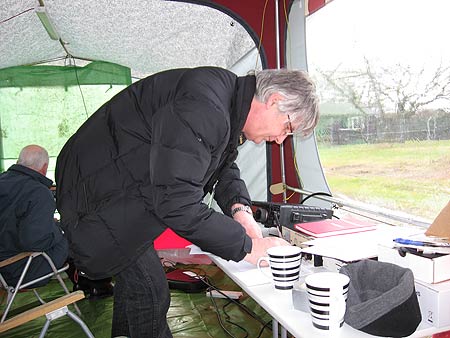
[286, 114, 294, 136]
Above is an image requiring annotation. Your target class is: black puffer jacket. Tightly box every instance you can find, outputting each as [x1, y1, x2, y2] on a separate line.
[56, 67, 255, 278]
[0, 164, 67, 281]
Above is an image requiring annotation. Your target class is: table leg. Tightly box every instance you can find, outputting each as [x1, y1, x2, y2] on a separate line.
[281, 325, 287, 338]
[272, 319, 278, 338]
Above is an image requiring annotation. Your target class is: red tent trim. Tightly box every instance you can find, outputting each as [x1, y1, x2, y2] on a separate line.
[306, 0, 334, 16]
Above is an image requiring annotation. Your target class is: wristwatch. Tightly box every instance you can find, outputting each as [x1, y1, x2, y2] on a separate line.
[231, 205, 252, 217]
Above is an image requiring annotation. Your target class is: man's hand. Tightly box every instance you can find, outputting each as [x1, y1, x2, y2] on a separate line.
[243, 237, 291, 265]
[231, 203, 263, 239]
[233, 210, 263, 239]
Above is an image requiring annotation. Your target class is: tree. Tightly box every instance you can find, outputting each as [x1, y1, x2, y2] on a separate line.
[316, 58, 450, 120]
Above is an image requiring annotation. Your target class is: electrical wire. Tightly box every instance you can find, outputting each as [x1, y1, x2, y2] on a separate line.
[164, 262, 295, 337]
[203, 277, 269, 327]
[255, 0, 270, 70]
[300, 191, 333, 204]
[0, 7, 34, 25]
[285, 190, 296, 201]
[208, 293, 238, 338]
[71, 57, 89, 120]
[273, 212, 283, 238]
[176, 265, 273, 336]
[256, 320, 272, 338]
[283, 0, 292, 67]
[161, 259, 177, 271]
[222, 301, 249, 338]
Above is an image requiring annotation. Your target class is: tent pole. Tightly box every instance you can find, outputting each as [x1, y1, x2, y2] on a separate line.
[274, 0, 288, 203]
[275, 0, 281, 70]
[0, 117, 3, 172]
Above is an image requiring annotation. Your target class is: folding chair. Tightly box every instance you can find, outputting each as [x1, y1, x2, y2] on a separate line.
[0, 290, 94, 338]
[0, 251, 81, 322]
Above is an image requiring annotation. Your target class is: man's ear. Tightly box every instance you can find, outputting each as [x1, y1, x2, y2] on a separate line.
[266, 92, 283, 108]
[39, 162, 49, 176]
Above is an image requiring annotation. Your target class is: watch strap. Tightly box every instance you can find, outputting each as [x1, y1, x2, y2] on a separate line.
[231, 205, 252, 217]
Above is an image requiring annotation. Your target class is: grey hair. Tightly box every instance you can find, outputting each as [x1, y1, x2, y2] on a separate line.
[17, 145, 49, 171]
[254, 69, 320, 137]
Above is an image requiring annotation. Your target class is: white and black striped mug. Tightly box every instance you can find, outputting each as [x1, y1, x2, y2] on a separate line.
[257, 245, 302, 290]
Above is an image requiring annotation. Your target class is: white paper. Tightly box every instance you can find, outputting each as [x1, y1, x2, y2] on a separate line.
[234, 267, 272, 286]
[188, 245, 271, 283]
[188, 244, 213, 255]
[301, 225, 424, 262]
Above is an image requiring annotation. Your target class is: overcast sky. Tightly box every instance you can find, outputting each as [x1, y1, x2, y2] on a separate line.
[306, 0, 450, 71]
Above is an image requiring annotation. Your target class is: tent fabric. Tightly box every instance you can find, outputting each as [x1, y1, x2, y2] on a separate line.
[0, 1, 270, 202]
[0, 0, 335, 74]
[0, 61, 130, 174]
[305, 0, 335, 16]
[0, 61, 131, 88]
[0, 0, 263, 78]
[0, 0, 333, 212]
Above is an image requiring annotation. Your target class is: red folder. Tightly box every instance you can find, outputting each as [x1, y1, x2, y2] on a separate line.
[294, 218, 377, 238]
[154, 228, 191, 250]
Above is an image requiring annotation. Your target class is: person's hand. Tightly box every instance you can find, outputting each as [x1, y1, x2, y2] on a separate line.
[243, 237, 291, 265]
[233, 210, 263, 239]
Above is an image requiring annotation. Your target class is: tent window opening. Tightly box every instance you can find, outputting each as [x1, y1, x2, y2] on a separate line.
[0, 61, 131, 180]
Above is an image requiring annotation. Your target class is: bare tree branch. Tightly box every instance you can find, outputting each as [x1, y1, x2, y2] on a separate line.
[316, 60, 450, 119]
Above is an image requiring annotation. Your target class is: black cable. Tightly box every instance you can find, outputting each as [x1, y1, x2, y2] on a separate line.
[208, 289, 237, 338]
[300, 192, 333, 204]
[182, 266, 271, 328]
[273, 213, 283, 237]
[222, 300, 249, 337]
[161, 259, 177, 272]
[163, 263, 239, 336]
[176, 265, 287, 338]
[203, 277, 268, 326]
[206, 284, 270, 338]
[256, 320, 272, 338]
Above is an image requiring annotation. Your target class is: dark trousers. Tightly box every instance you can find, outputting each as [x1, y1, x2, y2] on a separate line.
[111, 247, 172, 338]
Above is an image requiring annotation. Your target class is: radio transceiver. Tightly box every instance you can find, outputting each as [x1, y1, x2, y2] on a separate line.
[252, 201, 333, 229]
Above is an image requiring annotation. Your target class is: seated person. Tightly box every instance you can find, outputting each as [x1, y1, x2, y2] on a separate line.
[0, 144, 113, 298]
[0, 145, 68, 287]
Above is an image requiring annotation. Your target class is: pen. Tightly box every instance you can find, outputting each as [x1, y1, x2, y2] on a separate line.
[393, 238, 450, 247]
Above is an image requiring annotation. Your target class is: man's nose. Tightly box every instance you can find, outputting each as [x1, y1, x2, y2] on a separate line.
[274, 135, 288, 144]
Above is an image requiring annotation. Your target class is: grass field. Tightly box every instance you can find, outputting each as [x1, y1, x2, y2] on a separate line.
[317, 140, 450, 221]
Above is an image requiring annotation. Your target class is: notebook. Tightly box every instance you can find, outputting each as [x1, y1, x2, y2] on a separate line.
[294, 218, 377, 238]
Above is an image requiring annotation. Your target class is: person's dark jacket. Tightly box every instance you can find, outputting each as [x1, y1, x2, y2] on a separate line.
[0, 164, 68, 284]
[56, 67, 255, 279]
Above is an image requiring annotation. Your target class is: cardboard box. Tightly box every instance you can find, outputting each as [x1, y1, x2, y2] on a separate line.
[415, 279, 450, 328]
[378, 244, 450, 284]
[426, 201, 450, 241]
[378, 202, 450, 284]
[282, 226, 313, 247]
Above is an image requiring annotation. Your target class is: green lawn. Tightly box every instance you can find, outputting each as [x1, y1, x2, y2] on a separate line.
[317, 140, 450, 221]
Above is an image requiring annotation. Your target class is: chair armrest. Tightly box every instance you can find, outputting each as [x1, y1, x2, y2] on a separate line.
[0, 291, 85, 333]
[0, 252, 38, 268]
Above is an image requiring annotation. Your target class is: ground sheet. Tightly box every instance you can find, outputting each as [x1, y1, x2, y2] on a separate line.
[0, 263, 277, 338]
